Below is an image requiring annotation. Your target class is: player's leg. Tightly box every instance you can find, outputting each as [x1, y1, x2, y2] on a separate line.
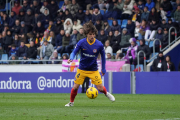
[96, 84, 115, 102]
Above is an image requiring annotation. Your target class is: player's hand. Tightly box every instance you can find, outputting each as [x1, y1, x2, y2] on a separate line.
[101, 69, 106, 76]
[67, 59, 72, 64]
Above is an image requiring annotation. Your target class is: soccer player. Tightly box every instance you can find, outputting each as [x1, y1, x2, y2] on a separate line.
[65, 21, 115, 107]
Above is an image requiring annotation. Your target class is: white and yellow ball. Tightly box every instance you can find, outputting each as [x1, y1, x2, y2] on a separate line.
[86, 87, 98, 99]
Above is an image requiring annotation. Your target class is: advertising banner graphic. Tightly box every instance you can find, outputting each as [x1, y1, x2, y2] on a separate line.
[106, 61, 125, 72]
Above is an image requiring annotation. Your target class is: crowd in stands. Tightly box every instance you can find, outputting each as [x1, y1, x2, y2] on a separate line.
[0, 0, 180, 71]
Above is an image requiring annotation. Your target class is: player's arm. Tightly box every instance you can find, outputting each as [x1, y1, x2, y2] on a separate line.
[99, 44, 106, 76]
[67, 41, 81, 64]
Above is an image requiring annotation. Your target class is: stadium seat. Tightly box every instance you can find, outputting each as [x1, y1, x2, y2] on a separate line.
[130, 65, 135, 71]
[149, 41, 153, 48]
[151, 53, 158, 58]
[59, 1, 64, 8]
[121, 19, 128, 28]
[108, 20, 113, 26]
[117, 20, 121, 25]
[100, 10, 105, 15]
[136, 41, 140, 46]
[1, 54, 8, 64]
[0, 3, 10, 12]
[145, 41, 149, 45]
[113, 53, 116, 56]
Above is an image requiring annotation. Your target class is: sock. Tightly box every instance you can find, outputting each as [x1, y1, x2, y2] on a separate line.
[70, 88, 78, 102]
[101, 86, 107, 95]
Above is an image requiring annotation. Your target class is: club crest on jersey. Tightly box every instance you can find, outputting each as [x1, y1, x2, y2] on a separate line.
[93, 49, 97, 53]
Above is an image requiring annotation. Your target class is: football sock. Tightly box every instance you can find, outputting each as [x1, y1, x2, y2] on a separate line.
[102, 86, 107, 95]
[70, 88, 78, 102]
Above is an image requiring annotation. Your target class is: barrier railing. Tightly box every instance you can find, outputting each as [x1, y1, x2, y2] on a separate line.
[168, 27, 177, 48]
[137, 51, 146, 72]
[153, 39, 162, 55]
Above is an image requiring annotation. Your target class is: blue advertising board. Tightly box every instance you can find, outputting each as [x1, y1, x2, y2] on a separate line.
[112, 72, 131, 94]
[0, 73, 109, 93]
[136, 72, 180, 94]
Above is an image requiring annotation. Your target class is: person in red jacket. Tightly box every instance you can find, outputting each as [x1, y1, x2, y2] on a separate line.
[12, 1, 22, 15]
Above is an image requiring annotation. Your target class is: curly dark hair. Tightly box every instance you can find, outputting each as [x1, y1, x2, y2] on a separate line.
[83, 21, 98, 35]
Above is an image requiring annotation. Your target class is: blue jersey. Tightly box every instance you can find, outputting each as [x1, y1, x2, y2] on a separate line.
[70, 38, 106, 72]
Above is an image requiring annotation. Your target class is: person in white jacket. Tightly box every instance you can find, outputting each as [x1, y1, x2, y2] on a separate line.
[72, 19, 83, 32]
[134, 21, 140, 39]
[104, 40, 113, 59]
[122, 0, 135, 19]
[64, 18, 73, 34]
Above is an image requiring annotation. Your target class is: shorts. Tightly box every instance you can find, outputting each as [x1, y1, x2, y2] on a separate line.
[74, 69, 102, 85]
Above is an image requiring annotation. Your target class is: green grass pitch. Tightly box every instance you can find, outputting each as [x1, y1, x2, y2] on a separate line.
[0, 93, 180, 120]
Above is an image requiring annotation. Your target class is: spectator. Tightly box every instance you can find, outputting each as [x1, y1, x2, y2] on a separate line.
[112, 30, 121, 53]
[117, 53, 124, 60]
[40, 0, 51, 14]
[0, 12, 3, 24]
[64, 18, 73, 33]
[148, 7, 159, 23]
[153, 27, 163, 52]
[34, 32, 42, 47]
[14, 34, 20, 48]
[73, 19, 83, 32]
[31, 0, 41, 14]
[159, 6, 167, 20]
[138, 0, 145, 11]
[9, 44, 17, 59]
[56, 10, 65, 22]
[141, 6, 149, 22]
[126, 19, 135, 37]
[145, 0, 155, 11]
[75, 7, 85, 23]
[134, 39, 150, 64]
[134, 21, 140, 39]
[9, 11, 16, 28]
[54, 18, 64, 35]
[77, 28, 86, 42]
[155, 0, 163, 11]
[41, 8, 51, 29]
[32, 11, 41, 26]
[145, 19, 159, 41]
[32, 22, 44, 36]
[17, 41, 28, 60]
[163, 55, 175, 71]
[92, 7, 103, 24]
[0, 46, 4, 59]
[49, 0, 59, 19]
[106, 53, 112, 60]
[3, 23, 9, 32]
[22, 0, 30, 12]
[132, 7, 141, 23]
[19, 21, 27, 36]
[174, 5, 180, 23]
[121, 0, 134, 19]
[58, 31, 71, 55]
[24, 9, 34, 32]
[107, 31, 114, 44]
[166, 18, 174, 29]
[160, 19, 167, 30]
[12, 1, 22, 15]
[113, 0, 124, 12]
[56, 30, 65, 49]
[11, 19, 21, 36]
[95, 19, 104, 32]
[119, 28, 131, 50]
[64, 9, 73, 20]
[104, 0, 118, 19]
[124, 38, 138, 64]
[9, 54, 19, 64]
[138, 19, 150, 40]
[46, 19, 55, 32]
[49, 31, 56, 46]
[60, 0, 71, 12]
[40, 40, 54, 64]
[97, 29, 108, 45]
[17, 8, 25, 22]
[2, 13, 9, 25]
[104, 40, 113, 59]
[0, 22, 3, 33]
[69, 0, 80, 17]
[0, 33, 3, 46]
[110, 20, 121, 33]
[49, 50, 59, 64]
[62, 53, 69, 60]
[41, 31, 51, 45]
[160, 0, 173, 12]
[103, 20, 111, 35]
[152, 52, 165, 71]
[27, 41, 37, 60]
[66, 29, 78, 55]
[3, 30, 13, 53]
[83, 10, 92, 24]
[98, 0, 105, 10]
[161, 27, 169, 49]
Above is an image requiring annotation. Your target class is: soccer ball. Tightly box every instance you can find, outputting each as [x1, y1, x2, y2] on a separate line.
[86, 87, 98, 99]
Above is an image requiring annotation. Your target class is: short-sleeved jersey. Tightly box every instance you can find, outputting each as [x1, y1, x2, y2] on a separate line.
[70, 38, 105, 71]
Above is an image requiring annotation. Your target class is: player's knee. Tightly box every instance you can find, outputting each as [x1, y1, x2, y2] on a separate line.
[73, 84, 80, 90]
